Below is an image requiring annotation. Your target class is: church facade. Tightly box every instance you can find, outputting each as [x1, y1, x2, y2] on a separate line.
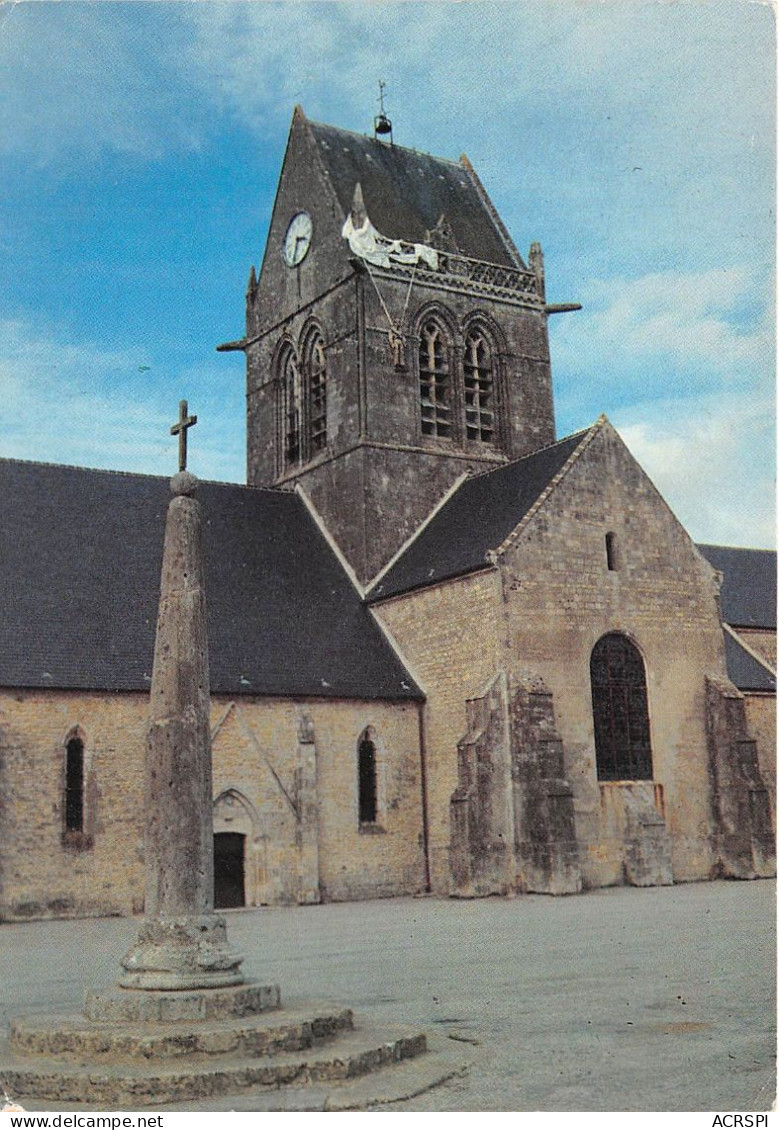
[0, 107, 775, 920]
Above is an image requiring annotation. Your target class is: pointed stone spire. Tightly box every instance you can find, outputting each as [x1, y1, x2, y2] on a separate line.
[120, 441, 243, 990]
[350, 182, 368, 228]
[529, 242, 546, 303]
[246, 265, 258, 331]
[425, 213, 457, 254]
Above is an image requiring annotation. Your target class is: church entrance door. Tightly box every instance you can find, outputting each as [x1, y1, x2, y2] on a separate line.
[213, 832, 245, 908]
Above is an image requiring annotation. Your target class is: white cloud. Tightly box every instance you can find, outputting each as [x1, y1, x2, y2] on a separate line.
[0, 318, 244, 483]
[171, 1, 774, 280]
[0, 4, 205, 164]
[7, 0, 767, 173]
[613, 392, 775, 549]
[0, 2, 772, 550]
[550, 263, 775, 546]
[552, 266, 774, 405]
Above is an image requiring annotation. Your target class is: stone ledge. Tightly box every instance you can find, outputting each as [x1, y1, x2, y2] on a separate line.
[11, 1004, 353, 1062]
[6, 1036, 469, 1113]
[0, 1025, 428, 1106]
[84, 980, 280, 1023]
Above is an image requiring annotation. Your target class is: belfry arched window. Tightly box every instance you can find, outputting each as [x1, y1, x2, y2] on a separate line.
[418, 320, 451, 438]
[590, 633, 653, 781]
[463, 328, 494, 442]
[358, 730, 378, 825]
[281, 348, 301, 467]
[307, 334, 327, 456]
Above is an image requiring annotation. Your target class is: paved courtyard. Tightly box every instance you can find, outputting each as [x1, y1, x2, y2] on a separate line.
[1, 879, 775, 1111]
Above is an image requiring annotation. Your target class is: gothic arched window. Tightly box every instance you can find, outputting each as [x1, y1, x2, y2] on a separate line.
[307, 334, 327, 456]
[358, 730, 378, 825]
[463, 328, 494, 442]
[590, 633, 653, 781]
[64, 733, 85, 833]
[281, 348, 301, 467]
[418, 320, 451, 438]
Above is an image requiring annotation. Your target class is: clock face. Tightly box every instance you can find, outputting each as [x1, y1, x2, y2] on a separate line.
[283, 212, 313, 267]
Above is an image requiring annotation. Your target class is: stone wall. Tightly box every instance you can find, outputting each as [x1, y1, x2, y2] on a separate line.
[509, 672, 582, 894]
[705, 677, 775, 879]
[497, 422, 733, 887]
[374, 570, 504, 894]
[744, 692, 776, 823]
[0, 691, 425, 920]
[450, 672, 514, 897]
[0, 691, 145, 920]
[375, 421, 768, 896]
[245, 112, 558, 584]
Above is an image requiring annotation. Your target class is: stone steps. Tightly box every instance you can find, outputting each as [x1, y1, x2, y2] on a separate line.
[10, 1003, 354, 1062]
[0, 1024, 428, 1106]
[1, 981, 465, 1110]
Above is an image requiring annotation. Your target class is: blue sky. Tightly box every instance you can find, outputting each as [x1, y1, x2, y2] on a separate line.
[0, 0, 774, 547]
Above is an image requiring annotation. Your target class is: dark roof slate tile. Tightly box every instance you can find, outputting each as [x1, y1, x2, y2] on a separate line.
[723, 631, 776, 692]
[0, 460, 421, 700]
[308, 119, 518, 268]
[368, 430, 588, 601]
[696, 544, 776, 629]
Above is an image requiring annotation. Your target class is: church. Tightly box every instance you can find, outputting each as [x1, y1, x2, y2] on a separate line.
[0, 106, 775, 920]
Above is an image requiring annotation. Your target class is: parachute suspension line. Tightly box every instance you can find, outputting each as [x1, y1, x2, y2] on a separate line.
[365, 262, 394, 328]
[400, 262, 417, 323]
[364, 261, 417, 367]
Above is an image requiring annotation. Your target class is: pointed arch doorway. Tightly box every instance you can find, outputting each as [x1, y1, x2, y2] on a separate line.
[213, 789, 263, 909]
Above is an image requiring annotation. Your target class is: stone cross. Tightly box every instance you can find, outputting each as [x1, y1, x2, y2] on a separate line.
[119, 459, 243, 991]
[170, 400, 197, 473]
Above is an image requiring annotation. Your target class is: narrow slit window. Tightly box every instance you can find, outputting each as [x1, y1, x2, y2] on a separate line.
[308, 336, 327, 455]
[463, 330, 494, 442]
[282, 350, 301, 466]
[358, 734, 378, 824]
[418, 321, 451, 438]
[605, 531, 619, 571]
[65, 737, 84, 832]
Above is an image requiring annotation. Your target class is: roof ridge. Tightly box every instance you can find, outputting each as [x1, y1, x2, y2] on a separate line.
[698, 542, 777, 554]
[367, 470, 471, 595]
[295, 482, 366, 598]
[307, 117, 464, 168]
[0, 456, 290, 496]
[468, 424, 595, 481]
[488, 417, 605, 561]
[723, 623, 777, 677]
[459, 151, 525, 268]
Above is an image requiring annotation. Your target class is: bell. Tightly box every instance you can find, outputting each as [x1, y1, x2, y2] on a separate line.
[374, 113, 392, 136]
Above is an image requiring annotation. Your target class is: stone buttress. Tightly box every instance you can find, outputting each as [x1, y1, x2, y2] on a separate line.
[705, 674, 775, 879]
[450, 670, 582, 896]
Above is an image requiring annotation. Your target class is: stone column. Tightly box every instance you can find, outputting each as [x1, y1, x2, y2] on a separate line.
[120, 470, 243, 990]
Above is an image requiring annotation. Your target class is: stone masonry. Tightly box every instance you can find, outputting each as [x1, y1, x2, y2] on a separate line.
[244, 108, 557, 583]
[705, 674, 775, 879]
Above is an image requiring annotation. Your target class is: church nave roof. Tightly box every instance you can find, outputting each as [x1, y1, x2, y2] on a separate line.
[0, 459, 422, 701]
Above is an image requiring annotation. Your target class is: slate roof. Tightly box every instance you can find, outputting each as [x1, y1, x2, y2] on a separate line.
[723, 631, 776, 693]
[696, 545, 777, 629]
[307, 118, 519, 268]
[368, 429, 589, 601]
[0, 460, 421, 700]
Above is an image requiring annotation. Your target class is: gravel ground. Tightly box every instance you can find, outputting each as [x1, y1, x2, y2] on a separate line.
[1, 878, 775, 1111]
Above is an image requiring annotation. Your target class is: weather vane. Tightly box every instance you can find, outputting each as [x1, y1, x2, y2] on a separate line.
[374, 80, 393, 141]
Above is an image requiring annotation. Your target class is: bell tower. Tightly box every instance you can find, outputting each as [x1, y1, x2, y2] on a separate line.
[222, 106, 568, 585]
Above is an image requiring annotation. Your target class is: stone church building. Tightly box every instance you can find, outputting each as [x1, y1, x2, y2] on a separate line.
[0, 107, 775, 919]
